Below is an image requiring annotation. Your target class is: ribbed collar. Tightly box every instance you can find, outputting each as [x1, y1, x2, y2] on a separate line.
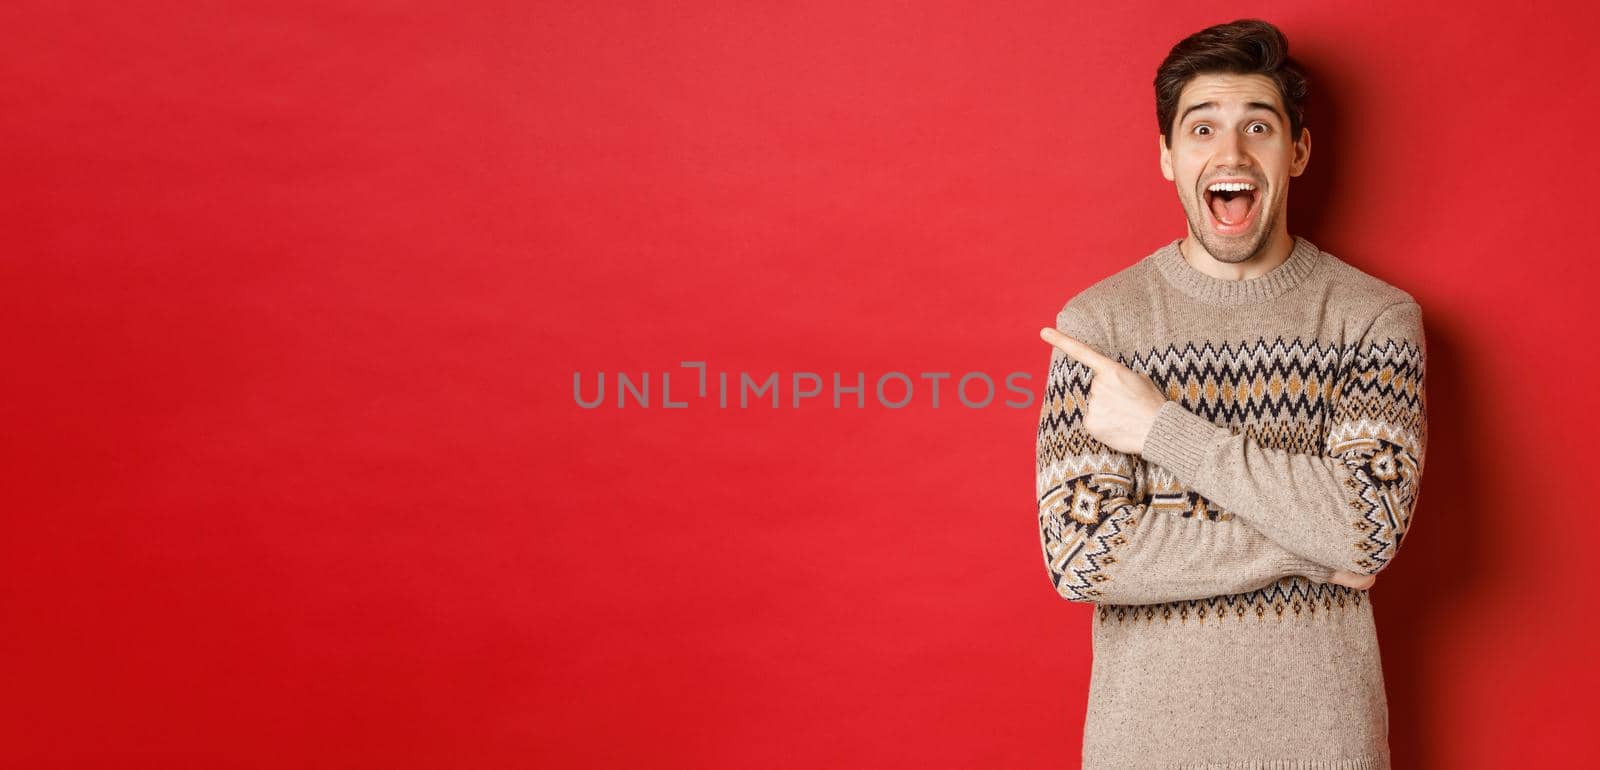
[1150, 235, 1323, 306]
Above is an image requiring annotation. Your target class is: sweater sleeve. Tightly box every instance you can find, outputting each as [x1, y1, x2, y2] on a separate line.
[1139, 301, 1428, 577]
[1036, 302, 1336, 605]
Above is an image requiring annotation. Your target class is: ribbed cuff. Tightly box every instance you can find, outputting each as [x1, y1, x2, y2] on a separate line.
[1140, 400, 1225, 484]
[1276, 555, 1335, 584]
[1172, 757, 1386, 769]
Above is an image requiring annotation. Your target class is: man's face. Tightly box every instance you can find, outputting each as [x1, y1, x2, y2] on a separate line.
[1159, 73, 1310, 263]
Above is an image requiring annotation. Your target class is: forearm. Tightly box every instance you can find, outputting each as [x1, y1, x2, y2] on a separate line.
[1040, 490, 1335, 605]
[1141, 398, 1423, 576]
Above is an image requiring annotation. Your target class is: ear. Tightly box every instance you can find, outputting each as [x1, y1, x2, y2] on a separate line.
[1289, 127, 1311, 177]
[1159, 133, 1174, 181]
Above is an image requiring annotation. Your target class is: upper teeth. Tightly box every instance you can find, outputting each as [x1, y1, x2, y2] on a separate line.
[1208, 182, 1256, 192]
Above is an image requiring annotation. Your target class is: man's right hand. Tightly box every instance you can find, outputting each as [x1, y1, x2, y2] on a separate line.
[1327, 569, 1377, 591]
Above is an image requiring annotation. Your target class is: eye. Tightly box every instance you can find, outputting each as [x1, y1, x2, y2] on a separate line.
[1247, 121, 1270, 134]
[1192, 124, 1212, 136]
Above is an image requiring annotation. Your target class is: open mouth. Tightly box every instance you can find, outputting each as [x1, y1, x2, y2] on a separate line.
[1202, 181, 1262, 235]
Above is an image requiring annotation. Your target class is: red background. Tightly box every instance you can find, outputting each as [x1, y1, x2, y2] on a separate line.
[5, 2, 1598, 768]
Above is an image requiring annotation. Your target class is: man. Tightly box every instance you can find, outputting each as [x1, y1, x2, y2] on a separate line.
[1034, 18, 1427, 769]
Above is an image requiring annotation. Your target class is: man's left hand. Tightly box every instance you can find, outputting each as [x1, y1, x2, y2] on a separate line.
[1039, 326, 1169, 455]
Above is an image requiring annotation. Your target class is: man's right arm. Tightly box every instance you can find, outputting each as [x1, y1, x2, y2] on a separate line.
[1036, 299, 1338, 605]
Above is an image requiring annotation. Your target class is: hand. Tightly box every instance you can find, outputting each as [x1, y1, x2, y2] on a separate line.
[1039, 326, 1169, 454]
[1326, 569, 1377, 591]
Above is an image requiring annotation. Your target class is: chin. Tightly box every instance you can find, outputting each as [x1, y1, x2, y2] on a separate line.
[1205, 233, 1264, 260]
[1189, 205, 1271, 262]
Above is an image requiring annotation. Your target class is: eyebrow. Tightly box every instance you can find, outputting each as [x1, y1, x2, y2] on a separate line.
[1179, 100, 1285, 125]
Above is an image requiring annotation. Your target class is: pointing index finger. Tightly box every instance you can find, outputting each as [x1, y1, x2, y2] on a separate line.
[1039, 327, 1117, 374]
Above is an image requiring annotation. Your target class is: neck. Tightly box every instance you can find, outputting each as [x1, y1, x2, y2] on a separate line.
[1151, 231, 1322, 306]
[1178, 228, 1296, 281]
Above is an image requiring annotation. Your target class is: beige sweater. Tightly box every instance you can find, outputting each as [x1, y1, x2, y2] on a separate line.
[1036, 235, 1427, 769]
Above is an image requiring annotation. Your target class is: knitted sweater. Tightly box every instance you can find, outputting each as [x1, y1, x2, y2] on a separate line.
[1035, 235, 1427, 769]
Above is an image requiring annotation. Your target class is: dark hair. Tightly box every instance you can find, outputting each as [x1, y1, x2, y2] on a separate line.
[1154, 19, 1308, 148]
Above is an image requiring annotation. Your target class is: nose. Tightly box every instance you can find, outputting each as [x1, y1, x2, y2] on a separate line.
[1214, 129, 1249, 170]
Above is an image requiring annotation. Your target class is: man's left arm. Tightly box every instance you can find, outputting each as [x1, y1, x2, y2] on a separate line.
[1138, 301, 1429, 577]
